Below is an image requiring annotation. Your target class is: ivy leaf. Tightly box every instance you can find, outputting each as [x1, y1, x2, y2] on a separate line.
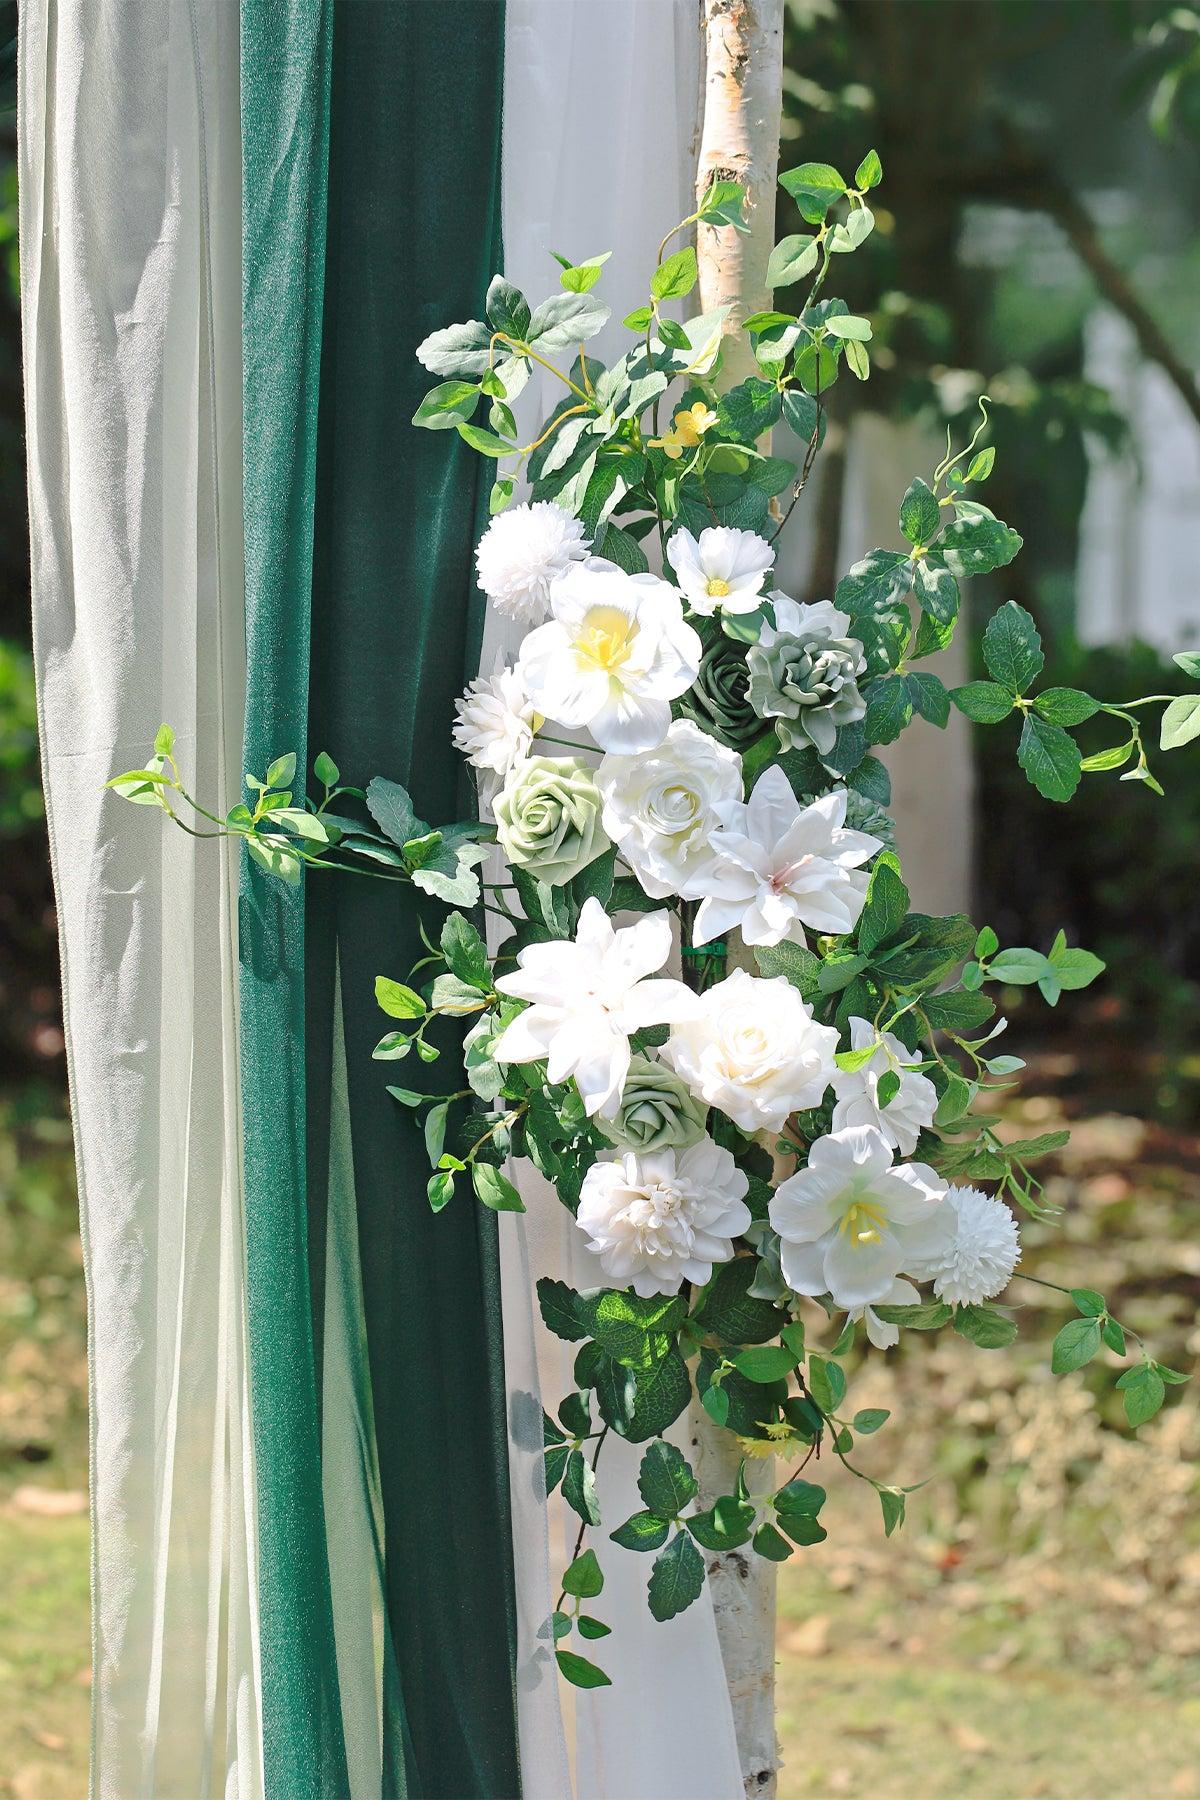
[536, 1278, 585, 1343]
[637, 1441, 699, 1520]
[647, 1531, 707, 1622]
[1018, 713, 1083, 802]
[562, 1449, 601, 1527]
[982, 601, 1044, 696]
[878, 1488, 906, 1537]
[412, 379, 480, 431]
[951, 681, 1015, 724]
[940, 502, 1023, 579]
[855, 148, 883, 189]
[752, 1522, 794, 1562]
[905, 670, 950, 728]
[693, 1258, 787, 1346]
[912, 552, 960, 624]
[1051, 1316, 1102, 1374]
[561, 1548, 604, 1598]
[863, 674, 913, 745]
[610, 1510, 670, 1553]
[688, 1497, 756, 1552]
[733, 1345, 796, 1384]
[779, 160, 847, 223]
[766, 235, 820, 287]
[899, 477, 941, 546]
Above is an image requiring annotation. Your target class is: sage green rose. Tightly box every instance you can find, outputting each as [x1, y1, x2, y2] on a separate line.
[747, 595, 866, 756]
[493, 754, 609, 887]
[596, 1054, 708, 1153]
[673, 631, 760, 751]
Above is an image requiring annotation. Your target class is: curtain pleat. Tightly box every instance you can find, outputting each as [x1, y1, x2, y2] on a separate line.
[20, 1, 260, 1794]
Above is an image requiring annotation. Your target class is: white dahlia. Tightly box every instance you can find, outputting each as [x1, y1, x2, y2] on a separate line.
[576, 1137, 751, 1297]
[909, 1185, 1020, 1306]
[475, 500, 590, 624]
[452, 662, 542, 779]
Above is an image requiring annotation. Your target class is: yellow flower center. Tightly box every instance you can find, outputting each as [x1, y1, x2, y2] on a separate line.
[575, 605, 637, 672]
[839, 1198, 886, 1247]
[705, 577, 731, 598]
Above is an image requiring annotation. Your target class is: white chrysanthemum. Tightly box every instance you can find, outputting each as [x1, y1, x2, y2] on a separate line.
[576, 1137, 751, 1297]
[595, 719, 742, 900]
[769, 1126, 950, 1312]
[692, 765, 882, 950]
[452, 662, 542, 778]
[475, 501, 590, 624]
[831, 1017, 938, 1156]
[909, 1185, 1020, 1305]
[663, 967, 840, 1135]
[666, 526, 775, 617]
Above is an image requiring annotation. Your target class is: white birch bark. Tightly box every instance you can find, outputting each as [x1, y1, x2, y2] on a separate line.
[690, 4, 786, 1793]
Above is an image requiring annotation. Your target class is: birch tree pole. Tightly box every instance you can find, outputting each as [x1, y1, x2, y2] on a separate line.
[689, 7, 786, 1795]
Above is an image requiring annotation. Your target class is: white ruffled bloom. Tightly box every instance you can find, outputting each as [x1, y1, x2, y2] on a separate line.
[491, 899, 698, 1118]
[769, 1126, 950, 1312]
[665, 525, 775, 617]
[692, 765, 882, 949]
[576, 1137, 751, 1297]
[517, 562, 702, 754]
[595, 719, 742, 900]
[831, 1017, 938, 1156]
[850, 1276, 921, 1350]
[908, 1185, 1020, 1305]
[475, 500, 590, 624]
[452, 662, 542, 779]
[663, 967, 839, 1135]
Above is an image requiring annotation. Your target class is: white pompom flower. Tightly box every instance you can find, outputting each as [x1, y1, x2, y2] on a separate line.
[666, 525, 775, 617]
[475, 500, 590, 624]
[576, 1136, 751, 1297]
[452, 661, 542, 779]
[909, 1185, 1020, 1306]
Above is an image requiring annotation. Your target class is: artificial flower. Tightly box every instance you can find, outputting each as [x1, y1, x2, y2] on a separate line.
[907, 1185, 1020, 1305]
[848, 1276, 922, 1350]
[452, 661, 542, 780]
[769, 1126, 950, 1312]
[692, 765, 881, 949]
[650, 401, 719, 460]
[595, 718, 742, 900]
[517, 562, 701, 753]
[492, 898, 697, 1117]
[666, 526, 775, 617]
[475, 500, 590, 624]
[575, 1136, 750, 1296]
[673, 629, 762, 750]
[595, 1053, 709, 1155]
[746, 596, 867, 755]
[830, 1017, 938, 1156]
[663, 967, 839, 1135]
[493, 755, 609, 887]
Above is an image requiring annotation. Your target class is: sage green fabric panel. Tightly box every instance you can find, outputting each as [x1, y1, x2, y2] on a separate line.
[238, 2, 348, 1792]
[305, 2, 520, 1795]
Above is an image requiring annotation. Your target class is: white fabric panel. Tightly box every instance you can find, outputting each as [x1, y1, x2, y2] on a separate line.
[499, 5, 744, 1794]
[20, 4, 261, 1795]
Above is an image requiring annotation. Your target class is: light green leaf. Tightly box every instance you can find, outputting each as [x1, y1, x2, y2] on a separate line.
[472, 1163, 525, 1213]
[1051, 1315, 1102, 1374]
[651, 246, 698, 301]
[766, 235, 820, 287]
[375, 976, 426, 1019]
[855, 149, 883, 190]
[413, 379, 479, 430]
[1160, 693, 1200, 750]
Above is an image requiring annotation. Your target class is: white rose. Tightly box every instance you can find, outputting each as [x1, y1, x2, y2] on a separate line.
[662, 967, 840, 1135]
[830, 1017, 938, 1156]
[595, 719, 743, 900]
[576, 1136, 751, 1297]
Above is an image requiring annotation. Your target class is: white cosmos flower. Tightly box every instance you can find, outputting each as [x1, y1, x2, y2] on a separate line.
[475, 500, 591, 624]
[831, 1017, 938, 1156]
[769, 1126, 950, 1312]
[576, 1136, 751, 1297]
[907, 1185, 1020, 1305]
[693, 765, 881, 949]
[452, 661, 542, 780]
[850, 1276, 922, 1350]
[666, 526, 774, 617]
[595, 719, 742, 900]
[663, 967, 840, 1135]
[517, 562, 702, 754]
[491, 898, 698, 1118]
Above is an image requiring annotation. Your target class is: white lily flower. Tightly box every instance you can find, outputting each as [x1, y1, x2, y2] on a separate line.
[491, 898, 698, 1118]
[595, 719, 742, 900]
[850, 1276, 922, 1350]
[693, 765, 882, 949]
[576, 1136, 751, 1297]
[831, 1017, 938, 1156]
[666, 525, 774, 616]
[662, 967, 839, 1135]
[517, 562, 702, 754]
[769, 1126, 950, 1312]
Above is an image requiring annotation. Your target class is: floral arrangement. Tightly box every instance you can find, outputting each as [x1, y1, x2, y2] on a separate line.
[115, 155, 1195, 1690]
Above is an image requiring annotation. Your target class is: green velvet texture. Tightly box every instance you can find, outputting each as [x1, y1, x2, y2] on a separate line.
[304, 3, 521, 1795]
[238, 3, 349, 1793]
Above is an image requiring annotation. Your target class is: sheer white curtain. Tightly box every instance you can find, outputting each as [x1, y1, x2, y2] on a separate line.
[20, 4, 260, 1795]
[498, 6, 744, 1794]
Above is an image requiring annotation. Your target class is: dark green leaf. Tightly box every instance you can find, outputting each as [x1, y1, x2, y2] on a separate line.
[952, 1304, 1018, 1348]
[1117, 1363, 1166, 1429]
[951, 681, 1015, 724]
[863, 674, 913, 745]
[1018, 713, 1083, 803]
[693, 1258, 787, 1345]
[537, 1278, 585, 1343]
[879, 1488, 906, 1537]
[610, 1510, 670, 1552]
[906, 670, 950, 728]
[562, 1449, 601, 1527]
[647, 1531, 707, 1621]
[982, 601, 1043, 696]
[1034, 687, 1100, 726]
[899, 477, 940, 546]
[556, 1650, 612, 1689]
[733, 1345, 796, 1384]
[912, 552, 960, 625]
[940, 502, 1023, 579]
[919, 990, 996, 1032]
[752, 940, 822, 1000]
[562, 1547, 604, 1597]
[637, 1441, 699, 1519]
[857, 855, 909, 956]
[577, 1615, 611, 1640]
[365, 775, 425, 847]
[752, 1523, 794, 1562]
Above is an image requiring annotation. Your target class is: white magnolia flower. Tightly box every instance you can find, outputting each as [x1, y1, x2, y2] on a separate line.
[831, 1017, 938, 1156]
[595, 719, 742, 900]
[517, 562, 702, 754]
[576, 1137, 751, 1297]
[908, 1185, 1020, 1306]
[475, 500, 590, 624]
[769, 1126, 950, 1312]
[850, 1276, 921, 1350]
[452, 661, 542, 779]
[693, 765, 882, 949]
[491, 898, 698, 1118]
[663, 967, 840, 1135]
[666, 526, 774, 617]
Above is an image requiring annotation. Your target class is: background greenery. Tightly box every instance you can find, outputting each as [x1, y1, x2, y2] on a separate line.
[1, 3, 1198, 1792]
